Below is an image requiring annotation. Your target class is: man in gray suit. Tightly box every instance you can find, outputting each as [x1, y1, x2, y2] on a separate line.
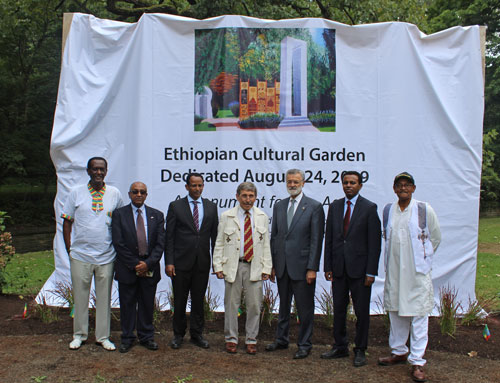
[266, 169, 325, 359]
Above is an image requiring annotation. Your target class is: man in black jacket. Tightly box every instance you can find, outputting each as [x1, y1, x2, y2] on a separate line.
[112, 181, 165, 353]
[165, 173, 218, 349]
[321, 171, 381, 367]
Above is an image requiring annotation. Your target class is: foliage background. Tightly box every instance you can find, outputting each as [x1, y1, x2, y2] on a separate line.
[1, 0, 498, 226]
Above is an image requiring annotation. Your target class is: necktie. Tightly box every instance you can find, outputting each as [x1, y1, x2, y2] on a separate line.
[343, 200, 352, 235]
[243, 211, 254, 262]
[192, 201, 199, 231]
[287, 199, 296, 229]
[137, 209, 148, 256]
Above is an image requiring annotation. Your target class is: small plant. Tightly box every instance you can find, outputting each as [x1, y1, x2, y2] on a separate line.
[374, 296, 390, 330]
[308, 110, 335, 128]
[94, 372, 107, 382]
[173, 375, 193, 383]
[229, 101, 240, 117]
[204, 282, 220, 321]
[153, 293, 168, 328]
[51, 280, 74, 307]
[315, 285, 334, 328]
[165, 281, 175, 316]
[239, 113, 283, 129]
[33, 294, 59, 323]
[346, 295, 356, 322]
[439, 285, 460, 336]
[30, 376, 47, 382]
[0, 211, 15, 293]
[260, 280, 278, 327]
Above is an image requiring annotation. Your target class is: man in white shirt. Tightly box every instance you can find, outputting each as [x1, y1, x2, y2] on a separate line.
[378, 172, 441, 383]
[61, 157, 123, 351]
[213, 182, 272, 355]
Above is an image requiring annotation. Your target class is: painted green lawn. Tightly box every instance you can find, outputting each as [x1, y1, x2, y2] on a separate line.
[194, 122, 216, 131]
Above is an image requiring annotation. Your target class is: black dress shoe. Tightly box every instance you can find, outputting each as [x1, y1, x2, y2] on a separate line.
[265, 341, 289, 351]
[293, 348, 311, 359]
[170, 336, 183, 350]
[119, 343, 133, 353]
[190, 336, 209, 349]
[320, 348, 349, 359]
[353, 349, 366, 367]
[140, 339, 158, 351]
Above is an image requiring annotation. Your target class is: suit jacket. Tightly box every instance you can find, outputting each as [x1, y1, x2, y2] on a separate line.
[271, 195, 325, 281]
[112, 203, 165, 284]
[324, 195, 382, 279]
[213, 206, 272, 283]
[165, 197, 218, 272]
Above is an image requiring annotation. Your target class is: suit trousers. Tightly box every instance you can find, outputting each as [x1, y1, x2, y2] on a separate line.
[388, 311, 428, 366]
[332, 274, 372, 351]
[70, 258, 114, 343]
[224, 262, 263, 344]
[172, 262, 209, 338]
[275, 269, 316, 350]
[118, 277, 157, 344]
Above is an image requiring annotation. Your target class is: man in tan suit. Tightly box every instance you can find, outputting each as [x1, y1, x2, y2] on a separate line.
[213, 182, 272, 355]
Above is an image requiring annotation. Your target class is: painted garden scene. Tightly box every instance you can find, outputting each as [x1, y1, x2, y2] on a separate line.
[194, 28, 336, 131]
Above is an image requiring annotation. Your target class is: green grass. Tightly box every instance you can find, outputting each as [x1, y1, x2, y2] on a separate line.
[478, 217, 500, 244]
[317, 126, 336, 132]
[476, 252, 500, 311]
[194, 122, 216, 131]
[3, 250, 54, 295]
[215, 109, 235, 118]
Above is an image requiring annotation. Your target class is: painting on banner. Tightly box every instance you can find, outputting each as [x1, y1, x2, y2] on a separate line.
[194, 28, 336, 132]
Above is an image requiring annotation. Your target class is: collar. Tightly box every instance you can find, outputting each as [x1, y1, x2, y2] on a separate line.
[187, 195, 201, 205]
[345, 193, 359, 206]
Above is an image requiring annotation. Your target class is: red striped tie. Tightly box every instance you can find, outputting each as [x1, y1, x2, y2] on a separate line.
[243, 211, 254, 262]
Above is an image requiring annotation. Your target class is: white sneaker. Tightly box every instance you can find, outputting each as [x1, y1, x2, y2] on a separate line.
[98, 339, 116, 351]
[69, 339, 82, 350]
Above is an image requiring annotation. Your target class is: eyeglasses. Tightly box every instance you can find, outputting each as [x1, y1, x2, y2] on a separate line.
[130, 190, 147, 195]
[394, 183, 414, 189]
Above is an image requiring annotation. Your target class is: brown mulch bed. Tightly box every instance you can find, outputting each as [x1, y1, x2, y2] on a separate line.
[1, 294, 499, 383]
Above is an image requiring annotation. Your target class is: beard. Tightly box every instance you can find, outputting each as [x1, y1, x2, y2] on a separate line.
[287, 185, 302, 197]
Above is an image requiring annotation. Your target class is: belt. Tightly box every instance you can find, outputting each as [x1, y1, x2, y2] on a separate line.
[239, 258, 251, 263]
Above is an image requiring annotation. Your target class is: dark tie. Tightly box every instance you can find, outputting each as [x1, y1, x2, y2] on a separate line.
[137, 209, 148, 256]
[287, 199, 296, 229]
[243, 211, 254, 262]
[192, 201, 200, 231]
[343, 200, 352, 236]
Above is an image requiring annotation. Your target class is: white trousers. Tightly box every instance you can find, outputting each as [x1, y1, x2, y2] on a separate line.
[388, 311, 428, 366]
[70, 258, 114, 343]
[224, 262, 263, 344]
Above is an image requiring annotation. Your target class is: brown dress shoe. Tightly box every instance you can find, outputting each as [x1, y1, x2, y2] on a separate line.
[246, 344, 257, 355]
[225, 342, 237, 354]
[411, 365, 427, 382]
[378, 353, 408, 366]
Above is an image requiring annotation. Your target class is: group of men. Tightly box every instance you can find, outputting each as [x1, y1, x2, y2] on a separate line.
[61, 157, 440, 383]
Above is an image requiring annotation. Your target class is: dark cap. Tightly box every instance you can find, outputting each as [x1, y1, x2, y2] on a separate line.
[394, 172, 415, 185]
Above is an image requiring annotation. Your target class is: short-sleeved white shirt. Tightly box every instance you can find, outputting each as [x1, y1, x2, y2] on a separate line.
[61, 183, 123, 265]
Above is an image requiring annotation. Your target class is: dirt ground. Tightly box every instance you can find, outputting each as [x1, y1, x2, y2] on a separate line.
[1, 294, 499, 383]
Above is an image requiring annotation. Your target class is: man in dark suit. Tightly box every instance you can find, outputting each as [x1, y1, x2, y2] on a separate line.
[165, 173, 218, 349]
[321, 171, 382, 367]
[266, 169, 325, 359]
[112, 181, 165, 353]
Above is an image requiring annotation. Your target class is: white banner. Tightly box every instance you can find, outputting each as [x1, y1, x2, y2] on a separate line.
[41, 13, 484, 315]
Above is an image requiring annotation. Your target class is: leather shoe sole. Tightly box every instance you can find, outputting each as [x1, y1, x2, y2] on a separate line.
[246, 344, 257, 355]
[119, 343, 133, 353]
[170, 338, 183, 350]
[226, 342, 237, 354]
[353, 351, 366, 367]
[320, 348, 349, 359]
[140, 340, 158, 351]
[378, 353, 408, 366]
[190, 337, 209, 349]
[265, 342, 288, 351]
[293, 349, 311, 359]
